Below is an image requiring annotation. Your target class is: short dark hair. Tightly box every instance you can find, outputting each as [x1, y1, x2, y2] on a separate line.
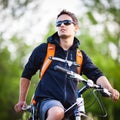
[57, 9, 78, 25]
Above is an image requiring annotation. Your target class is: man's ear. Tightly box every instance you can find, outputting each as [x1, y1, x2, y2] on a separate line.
[75, 25, 79, 33]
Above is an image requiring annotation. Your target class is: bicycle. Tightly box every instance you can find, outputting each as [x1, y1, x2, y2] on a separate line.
[22, 65, 111, 120]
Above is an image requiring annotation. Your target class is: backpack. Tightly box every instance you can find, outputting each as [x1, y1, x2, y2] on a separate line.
[40, 43, 83, 79]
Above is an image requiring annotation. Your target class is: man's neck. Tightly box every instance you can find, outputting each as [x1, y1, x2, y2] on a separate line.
[60, 37, 74, 50]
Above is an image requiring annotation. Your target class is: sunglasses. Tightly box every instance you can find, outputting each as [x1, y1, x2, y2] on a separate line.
[56, 20, 75, 27]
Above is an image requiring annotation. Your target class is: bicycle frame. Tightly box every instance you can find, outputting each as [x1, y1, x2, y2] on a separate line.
[22, 65, 111, 120]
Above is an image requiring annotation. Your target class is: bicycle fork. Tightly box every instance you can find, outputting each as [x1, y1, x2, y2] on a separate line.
[74, 97, 85, 120]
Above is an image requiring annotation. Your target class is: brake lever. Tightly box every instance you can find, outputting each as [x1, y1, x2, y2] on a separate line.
[22, 105, 32, 112]
[100, 88, 112, 97]
[96, 87, 112, 97]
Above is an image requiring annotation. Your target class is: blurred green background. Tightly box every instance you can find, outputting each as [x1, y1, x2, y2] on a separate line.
[0, 0, 120, 120]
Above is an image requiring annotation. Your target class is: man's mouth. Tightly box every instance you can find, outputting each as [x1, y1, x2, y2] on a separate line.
[60, 29, 66, 32]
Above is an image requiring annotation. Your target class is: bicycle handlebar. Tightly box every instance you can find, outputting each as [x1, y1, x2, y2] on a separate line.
[54, 65, 86, 82]
[54, 65, 112, 97]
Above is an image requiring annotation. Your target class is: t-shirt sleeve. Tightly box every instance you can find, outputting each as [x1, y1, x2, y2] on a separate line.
[21, 43, 47, 80]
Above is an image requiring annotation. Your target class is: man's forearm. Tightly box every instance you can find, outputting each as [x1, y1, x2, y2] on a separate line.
[19, 77, 31, 102]
[96, 76, 113, 91]
[96, 76, 120, 101]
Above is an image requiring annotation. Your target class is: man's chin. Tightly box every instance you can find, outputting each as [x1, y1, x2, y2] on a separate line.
[59, 35, 69, 39]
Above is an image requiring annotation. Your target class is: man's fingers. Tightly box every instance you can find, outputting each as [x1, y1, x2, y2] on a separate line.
[14, 104, 22, 112]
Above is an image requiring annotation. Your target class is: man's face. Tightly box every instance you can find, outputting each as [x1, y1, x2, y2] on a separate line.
[56, 14, 78, 39]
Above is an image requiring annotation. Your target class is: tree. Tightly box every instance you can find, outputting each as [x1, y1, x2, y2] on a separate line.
[0, 34, 33, 120]
[77, 0, 120, 120]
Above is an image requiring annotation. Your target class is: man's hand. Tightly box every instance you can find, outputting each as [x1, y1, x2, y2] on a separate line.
[14, 101, 27, 112]
[110, 88, 120, 101]
[14, 78, 30, 112]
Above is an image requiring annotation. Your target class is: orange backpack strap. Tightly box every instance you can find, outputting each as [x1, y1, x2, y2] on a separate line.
[40, 43, 56, 79]
[76, 49, 83, 74]
[40, 44, 82, 79]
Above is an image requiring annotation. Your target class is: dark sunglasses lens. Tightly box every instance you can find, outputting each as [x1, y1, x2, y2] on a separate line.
[56, 21, 62, 27]
[64, 20, 71, 25]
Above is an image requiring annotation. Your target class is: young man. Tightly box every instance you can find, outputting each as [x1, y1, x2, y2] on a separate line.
[14, 10, 119, 120]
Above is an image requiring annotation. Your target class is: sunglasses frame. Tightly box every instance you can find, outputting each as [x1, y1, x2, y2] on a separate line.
[56, 20, 75, 27]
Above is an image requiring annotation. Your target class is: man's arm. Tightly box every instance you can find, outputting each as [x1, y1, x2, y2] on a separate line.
[14, 77, 31, 112]
[96, 76, 119, 101]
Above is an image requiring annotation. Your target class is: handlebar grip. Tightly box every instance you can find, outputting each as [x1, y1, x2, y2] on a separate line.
[100, 88, 112, 97]
[22, 105, 32, 111]
[54, 65, 70, 74]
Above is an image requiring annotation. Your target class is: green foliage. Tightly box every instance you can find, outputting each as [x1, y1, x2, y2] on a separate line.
[43, 23, 56, 42]
[0, 0, 33, 17]
[87, 11, 98, 24]
[0, 34, 31, 120]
